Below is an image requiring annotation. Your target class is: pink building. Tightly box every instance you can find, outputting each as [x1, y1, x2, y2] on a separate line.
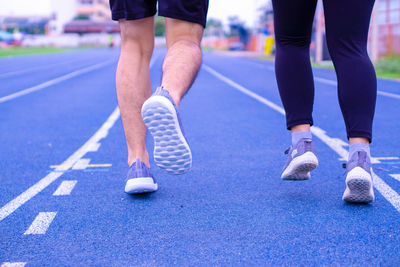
[373, 0, 400, 56]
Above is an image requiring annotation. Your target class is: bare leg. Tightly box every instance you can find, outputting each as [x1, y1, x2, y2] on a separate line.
[349, 137, 369, 145]
[291, 124, 311, 133]
[116, 18, 154, 167]
[292, 126, 369, 145]
[162, 18, 204, 107]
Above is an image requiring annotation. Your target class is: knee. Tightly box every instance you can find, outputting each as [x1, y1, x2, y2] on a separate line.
[165, 19, 203, 49]
[119, 22, 154, 59]
[326, 34, 368, 62]
[275, 34, 311, 49]
[168, 39, 201, 53]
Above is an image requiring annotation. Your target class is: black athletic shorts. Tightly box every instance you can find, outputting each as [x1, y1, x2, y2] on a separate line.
[109, 0, 209, 27]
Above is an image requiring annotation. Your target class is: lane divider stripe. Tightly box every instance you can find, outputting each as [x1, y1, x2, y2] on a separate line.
[0, 59, 115, 104]
[24, 212, 57, 235]
[389, 174, 400, 182]
[72, 158, 91, 170]
[1, 262, 27, 267]
[0, 53, 159, 222]
[0, 108, 120, 221]
[53, 180, 78, 196]
[203, 64, 400, 213]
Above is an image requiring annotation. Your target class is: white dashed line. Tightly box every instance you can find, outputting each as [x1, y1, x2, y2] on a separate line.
[0, 108, 119, 221]
[204, 64, 400, 213]
[24, 212, 57, 235]
[0, 59, 115, 104]
[53, 180, 78, 196]
[1, 263, 27, 267]
[87, 143, 101, 152]
[389, 174, 400, 182]
[72, 158, 91, 170]
[0, 54, 159, 222]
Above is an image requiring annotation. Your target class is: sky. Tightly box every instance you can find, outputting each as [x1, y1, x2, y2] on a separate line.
[0, 0, 270, 27]
[207, 0, 269, 27]
[0, 0, 53, 16]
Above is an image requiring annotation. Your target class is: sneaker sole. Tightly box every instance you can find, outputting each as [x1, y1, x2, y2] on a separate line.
[281, 152, 318, 180]
[125, 178, 158, 194]
[142, 96, 192, 175]
[343, 167, 374, 203]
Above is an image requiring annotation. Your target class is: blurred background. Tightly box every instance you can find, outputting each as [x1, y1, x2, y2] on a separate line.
[0, 0, 399, 79]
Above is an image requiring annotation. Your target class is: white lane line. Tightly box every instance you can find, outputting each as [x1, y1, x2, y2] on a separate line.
[0, 53, 159, 222]
[87, 143, 101, 152]
[24, 212, 57, 235]
[203, 65, 285, 114]
[314, 76, 400, 100]
[314, 77, 338, 86]
[0, 107, 120, 221]
[72, 158, 91, 170]
[1, 263, 27, 267]
[204, 64, 400, 213]
[0, 59, 115, 104]
[377, 91, 400, 100]
[390, 174, 400, 182]
[53, 180, 78, 196]
[0, 57, 94, 79]
[249, 61, 275, 71]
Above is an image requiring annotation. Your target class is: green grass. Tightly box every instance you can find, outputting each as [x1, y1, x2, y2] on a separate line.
[256, 55, 274, 62]
[375, 56, 400, 80]
[312, 57, 400, 80]
[0, 46, 77, 57]
[312, 61, 335, 70]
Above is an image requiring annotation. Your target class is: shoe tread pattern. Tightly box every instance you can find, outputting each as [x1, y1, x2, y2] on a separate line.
[142, 104, 191, 175]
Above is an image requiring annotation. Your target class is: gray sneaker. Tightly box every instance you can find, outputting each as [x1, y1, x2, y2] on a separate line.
[342, 151, 374, 203]
[141, 86, 192, 175]
[281, 138, 318, 180]
[125, 159, 158, 194]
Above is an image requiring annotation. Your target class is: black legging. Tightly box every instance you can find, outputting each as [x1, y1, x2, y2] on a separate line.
[272, 0, 377, 141]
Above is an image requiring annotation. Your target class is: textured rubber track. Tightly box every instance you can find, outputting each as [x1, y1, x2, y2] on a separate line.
[142, 96, 192, 175]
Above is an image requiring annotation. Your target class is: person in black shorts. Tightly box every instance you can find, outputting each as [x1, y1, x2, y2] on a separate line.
[109, 0, 209, 194]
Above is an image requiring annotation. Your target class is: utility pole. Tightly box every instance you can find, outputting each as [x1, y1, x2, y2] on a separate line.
[315, 0, 323, 63]
[370, 0, 379, 63]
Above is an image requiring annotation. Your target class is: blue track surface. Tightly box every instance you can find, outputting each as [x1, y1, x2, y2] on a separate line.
[0, 48, 399, 266]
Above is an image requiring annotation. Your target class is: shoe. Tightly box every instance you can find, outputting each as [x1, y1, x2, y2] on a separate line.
[281, 138, 318, 180]
[141, 86, 192, 175]
[125, 159, 158, 194]
[342, 151, 374, 203]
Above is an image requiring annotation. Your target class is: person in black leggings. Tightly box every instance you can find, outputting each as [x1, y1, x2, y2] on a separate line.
[273, 0, 377, 203]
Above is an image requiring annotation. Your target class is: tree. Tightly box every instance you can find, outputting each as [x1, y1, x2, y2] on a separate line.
[154, 16, 165, 36]
[73, 14, 90, 20]
[205, 18, 224, 37]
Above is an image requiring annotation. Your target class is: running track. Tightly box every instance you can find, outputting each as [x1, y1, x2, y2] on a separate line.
[0, 48, 399, 266]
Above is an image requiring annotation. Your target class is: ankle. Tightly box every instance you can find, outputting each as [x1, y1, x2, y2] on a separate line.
[128, 151, 150, 167]
[348, 142, 370, 160]
[291, 130, 312, 145]
[291, 124, 311, 133]
[349, 137, 369, 145]
[161, 85, 181, 107]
